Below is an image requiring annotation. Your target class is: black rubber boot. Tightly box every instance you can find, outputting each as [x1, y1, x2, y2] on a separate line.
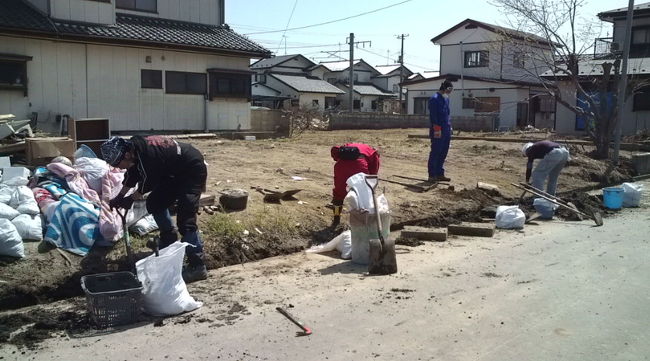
[182, 253, 208, 283]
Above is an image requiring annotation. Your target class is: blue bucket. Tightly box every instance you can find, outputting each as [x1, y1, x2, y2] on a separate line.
[603, 187, 624, 209]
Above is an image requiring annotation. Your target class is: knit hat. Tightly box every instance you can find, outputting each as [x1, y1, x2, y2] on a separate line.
[101, 136, 129, 166]
[522, 142, 534, 156]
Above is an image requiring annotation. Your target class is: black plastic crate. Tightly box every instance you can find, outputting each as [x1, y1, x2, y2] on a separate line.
[80, 272, 143, 329]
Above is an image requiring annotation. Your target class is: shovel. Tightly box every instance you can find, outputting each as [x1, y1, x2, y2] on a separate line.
[116, 209, 136, 273]
[365, 175, 397, 275]
[512, 183, 603, 226]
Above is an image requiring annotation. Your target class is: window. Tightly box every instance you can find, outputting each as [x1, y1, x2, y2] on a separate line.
[208, 71, 251, 99]
[474, 97, 500, 113]
[392, 84, 399, 93]
[462, 97, 475, 109]
[312, 99, 319, 107]
[464, 51, 489, 68]
[327, 78, 337, 84]
[413, 97, 428, 115]
[371, 100, 378, 110]
[290, 99, 299, 107]
[0, 60, 27, 89]
[116, 0, 156, 12]
[254, 74, 266, 83]
[632, 27, 650, 45]
[166, 71, 206, 95]
[141, 69, 162, 89]
[513, 52, 525, 68]
[353, 99, 361, 109]
[633, 87, 650, 111]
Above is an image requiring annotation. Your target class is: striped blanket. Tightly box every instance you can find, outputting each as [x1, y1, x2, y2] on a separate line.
[44, 191, 101, 256]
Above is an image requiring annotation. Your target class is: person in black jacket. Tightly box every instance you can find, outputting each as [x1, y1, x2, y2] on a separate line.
[101, 135, 208, 283]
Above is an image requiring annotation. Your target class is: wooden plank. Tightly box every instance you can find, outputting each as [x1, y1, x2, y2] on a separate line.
[447, 222, 495, 238]
[477, 181, 499, 191]
[0, 142, 26, 155]
[401, 226, 447, 242]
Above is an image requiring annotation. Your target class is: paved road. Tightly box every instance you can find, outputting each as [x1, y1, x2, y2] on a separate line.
[5, 182, 650, 361]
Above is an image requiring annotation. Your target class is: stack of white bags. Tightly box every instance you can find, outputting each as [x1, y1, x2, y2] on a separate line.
[0, 167, 42, 258]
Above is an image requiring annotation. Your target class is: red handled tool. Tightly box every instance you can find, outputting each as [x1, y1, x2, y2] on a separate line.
[276, 307, 312, 336]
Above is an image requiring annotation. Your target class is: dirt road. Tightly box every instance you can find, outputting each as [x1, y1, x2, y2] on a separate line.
[2, 181, 648, 360]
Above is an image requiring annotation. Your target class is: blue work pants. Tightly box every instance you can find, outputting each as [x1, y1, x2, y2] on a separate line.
[428, 128, 451, 178]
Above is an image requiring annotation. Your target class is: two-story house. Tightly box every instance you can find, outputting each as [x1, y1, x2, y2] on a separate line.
[250, 54, 344, 111]
[550, 3, 650, 135]
[372, 64, 414, 96]
[403, 19, 556, 130]
[0, 0, 270, 133]
[307, 59, 394, 111]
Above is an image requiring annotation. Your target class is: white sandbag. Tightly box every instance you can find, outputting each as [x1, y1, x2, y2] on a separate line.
[0, 202, 20, 220]
[129, 214, 159, 236]
[336, 230, 352, 259]
[75, 157, 109, 193]
[10, 186, 39, 215]
[126, 200, 149, 226]
[305, 230, 352, 259]
[495, 205, 526, 229]
[621, 182, 643, 207]
[345, 172, 375, 211]
[1, 167, 30, 186]
[136, 242, 202, 316]
[0, 184, 12, 204]
[11, 214, 43, 241]
[0, 219, 25, 258]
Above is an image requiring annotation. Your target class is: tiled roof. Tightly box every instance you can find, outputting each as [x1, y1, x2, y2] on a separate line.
[431, 18, 555, 47]
[271, 74, 345, 94]
[317, 60, 361, 72]
[341, 84, 394, 96]
[375, 64, 401, 75]
[0, 0, 55, 33]
[0, 0, 270, 56]
[251, 54, 314, 69]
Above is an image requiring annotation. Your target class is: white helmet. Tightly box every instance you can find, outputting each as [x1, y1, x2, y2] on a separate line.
[522, 142, 533, 156]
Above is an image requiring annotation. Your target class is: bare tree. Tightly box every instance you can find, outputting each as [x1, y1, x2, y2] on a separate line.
[492, 0, 645, 159]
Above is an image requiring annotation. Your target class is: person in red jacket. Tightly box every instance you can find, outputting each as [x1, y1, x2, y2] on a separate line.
[330, 143, 380, 225]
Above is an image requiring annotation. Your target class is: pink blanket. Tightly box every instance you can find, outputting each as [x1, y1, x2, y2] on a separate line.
[47, 162, 125, 242]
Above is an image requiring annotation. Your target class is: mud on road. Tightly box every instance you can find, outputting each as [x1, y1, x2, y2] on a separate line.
[0, 128, 636, 349]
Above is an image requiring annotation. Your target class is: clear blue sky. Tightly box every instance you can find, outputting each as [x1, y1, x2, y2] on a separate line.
[227, 0, 624, 74]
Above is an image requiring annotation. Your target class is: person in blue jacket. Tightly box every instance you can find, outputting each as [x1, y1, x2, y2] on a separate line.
[427, 80, 454, 182]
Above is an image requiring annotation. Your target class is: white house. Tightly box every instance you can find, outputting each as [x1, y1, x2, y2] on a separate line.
[336, 84, 394, 112]
[250, 54, 346, 110]
[0, 0, 270, 133]
[549, 3, 650, 135]
[373, 64, 414, 95]
[265, 73, 344, 111]
[403, 19, 556, 130]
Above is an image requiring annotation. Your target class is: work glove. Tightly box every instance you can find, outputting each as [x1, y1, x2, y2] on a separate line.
[432, 125, 442, 139]
[109, 195, 134, 210]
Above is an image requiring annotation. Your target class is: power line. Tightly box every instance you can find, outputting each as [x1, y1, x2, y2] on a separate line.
[278, 0, 299, 54]
[244, 0, 414, 35]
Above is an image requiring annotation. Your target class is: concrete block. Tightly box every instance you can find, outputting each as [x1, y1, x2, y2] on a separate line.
[631, 153, 650, 175]
[401, 226, 447, 242]
[447, 222, 495, 238]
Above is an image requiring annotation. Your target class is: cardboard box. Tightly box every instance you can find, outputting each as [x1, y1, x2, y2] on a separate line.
[26, 137, 75, 166]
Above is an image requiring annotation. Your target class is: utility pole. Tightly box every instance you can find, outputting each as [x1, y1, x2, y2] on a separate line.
[348, 33, 355, 112]
[338, 33, 370, 112]
[613, 0, 634, 164]
[396, 34, 409, 113]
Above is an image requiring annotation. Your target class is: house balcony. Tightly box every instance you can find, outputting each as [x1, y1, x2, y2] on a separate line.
[593, 37, 618, 59]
